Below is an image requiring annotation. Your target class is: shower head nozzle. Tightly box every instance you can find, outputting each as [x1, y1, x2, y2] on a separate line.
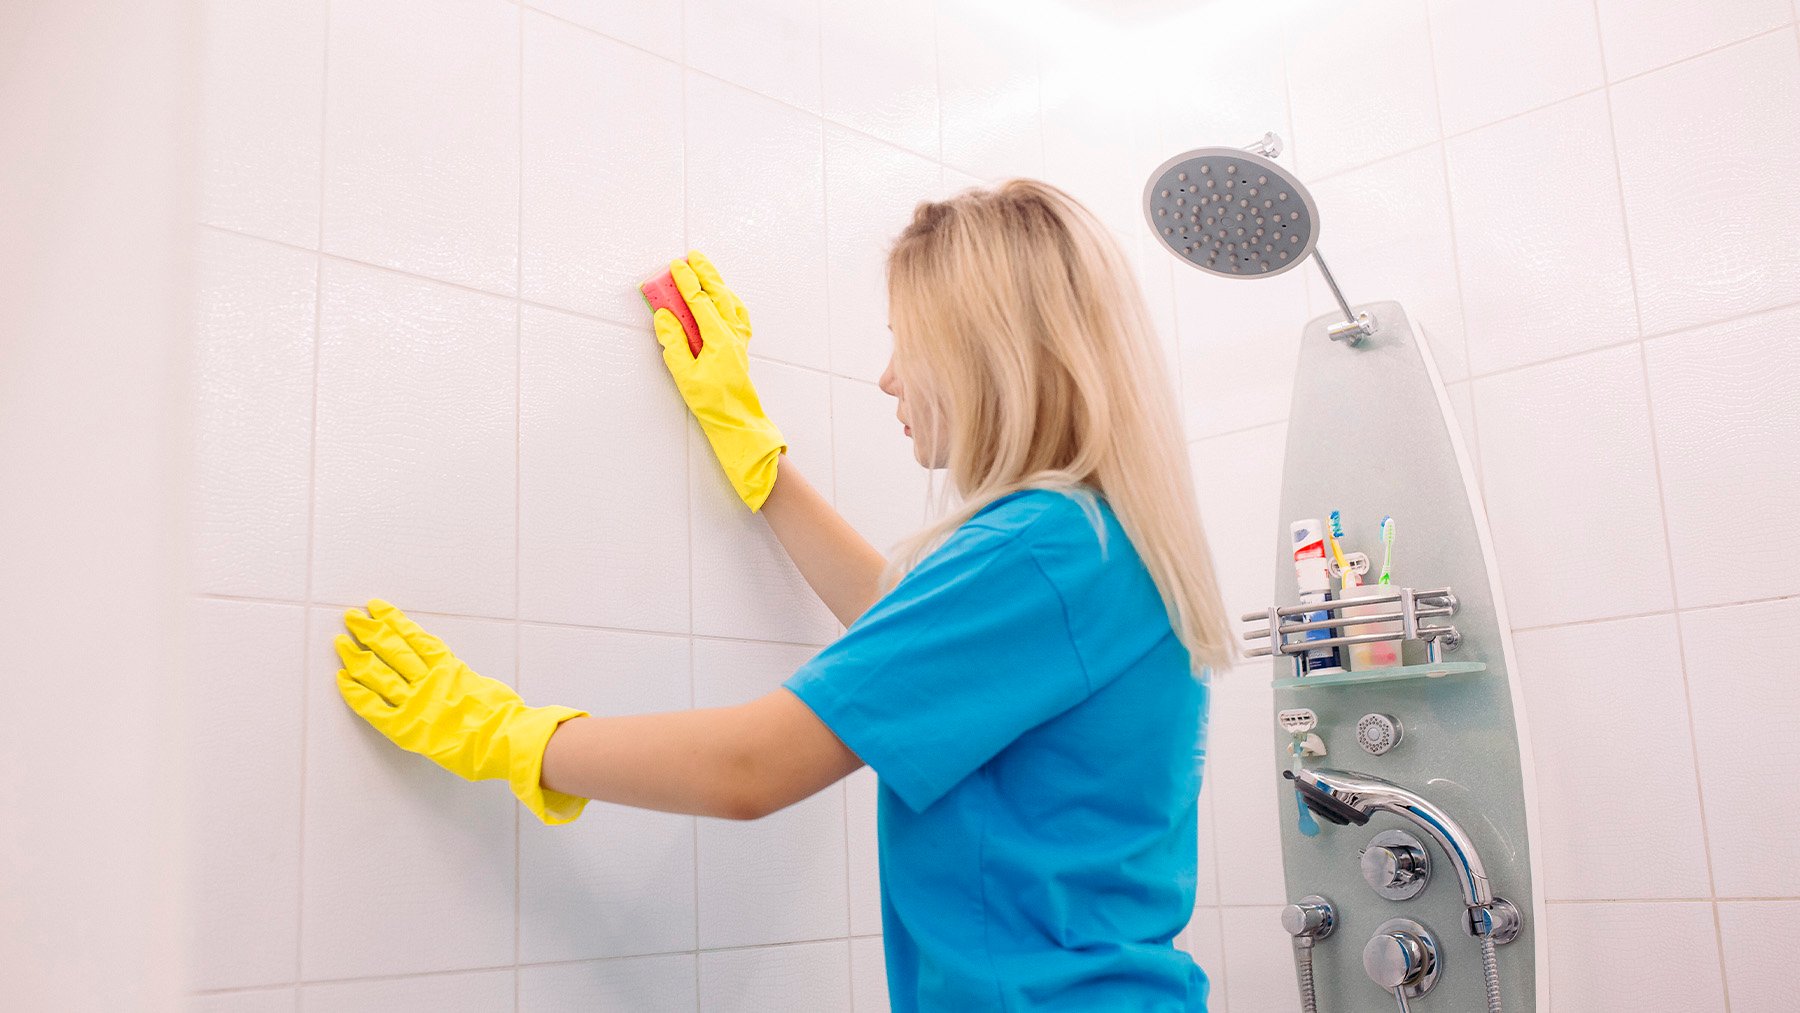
[1142, 144, 1319, 279]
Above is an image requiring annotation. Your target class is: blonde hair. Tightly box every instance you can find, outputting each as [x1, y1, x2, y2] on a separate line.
[883, 179, 1234, 673]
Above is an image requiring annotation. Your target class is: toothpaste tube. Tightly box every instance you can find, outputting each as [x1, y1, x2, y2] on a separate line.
[1291, 519, 1344, 676]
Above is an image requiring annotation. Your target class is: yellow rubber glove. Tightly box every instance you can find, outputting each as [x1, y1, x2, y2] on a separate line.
[334, 599, 590, 825]
[653, 250, 787, 511]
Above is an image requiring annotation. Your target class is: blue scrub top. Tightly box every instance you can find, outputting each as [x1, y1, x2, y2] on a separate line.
[784, 488, 1211, 1011]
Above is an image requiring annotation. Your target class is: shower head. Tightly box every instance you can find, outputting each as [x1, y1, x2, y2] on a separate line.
[1142, 145, 1319, 279]
[1144, 133, 1376, 344]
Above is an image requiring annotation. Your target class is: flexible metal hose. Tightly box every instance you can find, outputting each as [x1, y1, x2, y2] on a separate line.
[1480, 932, 1503, 1013]
[1294, 940, 1318, 1013]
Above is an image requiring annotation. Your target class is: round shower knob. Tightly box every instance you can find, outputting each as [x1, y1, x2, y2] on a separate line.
[1363, 932, 1426, 988]
[1363, 918, 1441, 998]
[1361, 829, 1431, 900]
[1280, 895, 1336, 940]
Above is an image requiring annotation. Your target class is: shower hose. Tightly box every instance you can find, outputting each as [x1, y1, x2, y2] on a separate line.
[1293, 939, 1318, 1013]
[1479, 932, 1503, 1013]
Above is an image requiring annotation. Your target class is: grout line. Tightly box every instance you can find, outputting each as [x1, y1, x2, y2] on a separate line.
[1586, 28, 1736, 997]
[678, 7, 702, 1004]
[292, 0, 333, 987]
[513, 3, 526, 1006]
[195, 594, 843, 650]
[931, 0, 944, 166]
[1602, 23, 1798, 87]
[204, 592, 1800, 645]
[196, 224, 876, 383]
[1184, 418, 1288, 447]
[1306, 23, 1800, 191]
[528, 0, 940, 166]
[193, 931, 898, 999]
[1418, 1, 1481, 473]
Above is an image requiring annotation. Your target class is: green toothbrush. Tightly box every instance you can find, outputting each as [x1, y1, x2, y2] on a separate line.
[1378, 516, 1395, 586]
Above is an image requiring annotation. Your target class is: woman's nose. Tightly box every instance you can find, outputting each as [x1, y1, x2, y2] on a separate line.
[878, 362, 899, 398]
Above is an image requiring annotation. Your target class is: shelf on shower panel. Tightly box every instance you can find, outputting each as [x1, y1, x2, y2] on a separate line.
[1272, 660, 1485, 690]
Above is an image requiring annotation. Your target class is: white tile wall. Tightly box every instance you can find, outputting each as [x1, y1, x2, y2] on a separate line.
[1680, 600, 1800, 899]
[519, 306, 691, 632]
[683, 72, 830, 372]
[1644, 305, 1800, 608]
[197, 0, 324, 247]
[1513, 616, 1711, 900]
[1427, 0, 1604, 134]
[850, 936, 890, 1012]
[324, 0, 520, 293]
[192, 231, 317, 601]
[1473, 345, 1673, 628]
[698, 941, 853, 1012]
[684, 0, 821, 115]
[522, 0, 681, 61]
[1594, 0, 1794, 80]
[1219, 906, 1301, 1012]
[311, 261, 518, 619]
[1445, 92, 1639, 376]
[520, 13, 685, 325]
[1546, 901, 1725, 1011]
[189, 1, 1800, 1009]
[298, 970, 514, 1013]
[518, 954, 698, 1011]
[820, 0, 940, 159]
[937, 0, 1044, 180]
[185, 600, 305, 991]
[1284, 0, 1441, 178]
[831, 376, 929, 555]
[823, 126, 941, 384]
[1717, 900, 1800, 1012]
[189, 989, 298, 1013]
[1608, 31, 1800, 336]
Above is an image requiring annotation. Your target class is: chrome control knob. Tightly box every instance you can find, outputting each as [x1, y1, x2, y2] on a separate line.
[1361, 829, 1431, 900]
[1363, 918, 1442, 999]
[1280, 895, 1336, 940]
[1363, 932, 1425, 989]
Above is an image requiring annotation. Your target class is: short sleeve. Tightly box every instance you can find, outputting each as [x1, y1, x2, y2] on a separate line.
[782, 522, 1089, 812]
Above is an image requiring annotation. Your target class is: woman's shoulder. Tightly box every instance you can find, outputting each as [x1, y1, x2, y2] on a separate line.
[962, 487, 1124, 567]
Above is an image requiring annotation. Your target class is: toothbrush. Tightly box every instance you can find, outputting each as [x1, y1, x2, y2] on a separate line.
[1326, 510, 1352, 578]
[1378, 516, 1395, 586]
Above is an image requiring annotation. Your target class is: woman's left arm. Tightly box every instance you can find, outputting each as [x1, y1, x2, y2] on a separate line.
[335, 599, 862, 826]
[540, 690, 863, 820]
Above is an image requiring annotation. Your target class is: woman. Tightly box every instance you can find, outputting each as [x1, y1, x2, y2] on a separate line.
[334, 180, 1233, 1010]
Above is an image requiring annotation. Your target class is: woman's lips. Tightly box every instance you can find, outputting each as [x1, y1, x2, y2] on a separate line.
[903, 425, 912, 437]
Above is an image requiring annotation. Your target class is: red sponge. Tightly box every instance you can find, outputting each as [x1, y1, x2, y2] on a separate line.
[640, 268, 703, 358]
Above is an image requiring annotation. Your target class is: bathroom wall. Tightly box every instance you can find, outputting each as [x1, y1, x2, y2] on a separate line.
[185, 1, 1186, 1010]
[1169, 1, 1800, 1010]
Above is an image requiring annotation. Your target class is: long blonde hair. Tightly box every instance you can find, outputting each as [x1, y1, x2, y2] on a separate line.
[883, 179, 1234, 673]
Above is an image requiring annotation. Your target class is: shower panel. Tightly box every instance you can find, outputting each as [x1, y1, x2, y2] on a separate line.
[1145, 138, 1546, 1011]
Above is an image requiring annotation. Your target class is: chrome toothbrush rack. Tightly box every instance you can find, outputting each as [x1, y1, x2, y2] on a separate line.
[1241, 587, 1462, 681]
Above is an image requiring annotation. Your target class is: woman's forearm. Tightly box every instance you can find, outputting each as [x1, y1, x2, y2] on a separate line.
[540, 710, 756, 819]
[538, 690, 863, 820]
[759, 455, 888, 627]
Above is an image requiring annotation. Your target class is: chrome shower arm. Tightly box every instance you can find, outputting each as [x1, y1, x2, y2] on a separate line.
[1311, 251, 1376, 345]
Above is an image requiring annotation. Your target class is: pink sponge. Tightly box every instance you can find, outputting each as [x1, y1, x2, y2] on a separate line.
[640, 268, 703, 358]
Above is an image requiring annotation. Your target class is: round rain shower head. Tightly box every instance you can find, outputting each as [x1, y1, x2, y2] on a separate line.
[1143, 146, 1319, 279]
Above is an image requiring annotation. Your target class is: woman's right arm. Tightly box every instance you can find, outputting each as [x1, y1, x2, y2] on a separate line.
[758, 454, 888, 628]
